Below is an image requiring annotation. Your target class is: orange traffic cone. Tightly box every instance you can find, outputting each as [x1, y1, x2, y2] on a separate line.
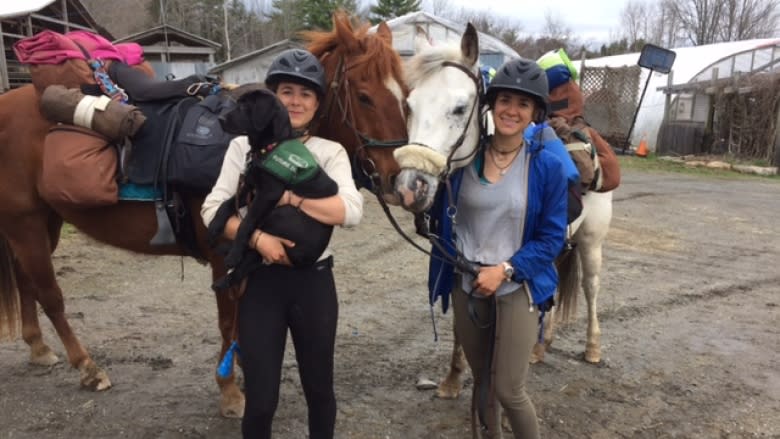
[635, 133, 649, 157]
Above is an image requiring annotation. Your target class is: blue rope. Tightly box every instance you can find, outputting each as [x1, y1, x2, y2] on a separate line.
[89, 59, 128, 103]
[217, 340, 241, 379]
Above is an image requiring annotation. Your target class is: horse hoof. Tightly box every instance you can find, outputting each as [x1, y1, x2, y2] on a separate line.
[530, 343, 545, 364]
[436, 381, 461, 399]
[79, 361, 112, 391]
[584, 352, 601, 364]
[30, 348, 60, 367]
[220, 394, 245, 418]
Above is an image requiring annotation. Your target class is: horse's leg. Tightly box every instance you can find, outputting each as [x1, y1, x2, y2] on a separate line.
[580, 242, 603, 363]
[17, 212, 69, 365]
[14, 259, 59, 366]
[437, 295, 467, 399]
[7, 217, 110, 389]
[438, 334, 467, 399]
[577, 191, 612, 364]
[211, 260, 245, 418]
[530, 304, 556, 364]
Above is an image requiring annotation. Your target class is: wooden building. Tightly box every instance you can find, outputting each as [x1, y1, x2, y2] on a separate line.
[0, 0, 109, 92]
[208, 39, 301, 86]
[113, 24, 220, 80]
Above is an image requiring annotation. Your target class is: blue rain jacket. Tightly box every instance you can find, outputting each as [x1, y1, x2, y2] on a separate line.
[427, 123, 568, 312]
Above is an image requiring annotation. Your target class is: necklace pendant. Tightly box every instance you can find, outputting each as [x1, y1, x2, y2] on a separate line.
[500, 169, 507, 176]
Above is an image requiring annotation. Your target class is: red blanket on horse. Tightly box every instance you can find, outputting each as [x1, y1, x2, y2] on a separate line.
[14, 29, 143, 65]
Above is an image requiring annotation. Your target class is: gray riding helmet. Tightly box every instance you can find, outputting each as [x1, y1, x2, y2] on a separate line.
[265, 49, 327, 98]
[486, 58, 550, 121]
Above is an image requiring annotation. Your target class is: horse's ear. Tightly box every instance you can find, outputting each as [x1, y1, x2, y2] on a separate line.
[333, 10, 359, 53]
[376, 21, 393, 45]
[414, 25, 432, 53]
[461, 23, 479, 67]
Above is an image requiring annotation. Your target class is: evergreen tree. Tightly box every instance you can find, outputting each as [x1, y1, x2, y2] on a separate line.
[299, 0, 359, 30]
[370, 0, 421, 23]
[266, 0, 308, 39]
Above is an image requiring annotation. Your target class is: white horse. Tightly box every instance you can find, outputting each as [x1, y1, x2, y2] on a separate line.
[394, 24, 614, 401]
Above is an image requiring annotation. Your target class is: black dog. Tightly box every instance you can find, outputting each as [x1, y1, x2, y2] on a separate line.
[208, 89, 338, 291]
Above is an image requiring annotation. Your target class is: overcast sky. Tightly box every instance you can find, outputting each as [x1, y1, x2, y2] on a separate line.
[423, 0, 627, 45]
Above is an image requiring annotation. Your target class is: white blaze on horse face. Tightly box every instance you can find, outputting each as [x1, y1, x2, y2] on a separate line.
[384, 76, 405, 119]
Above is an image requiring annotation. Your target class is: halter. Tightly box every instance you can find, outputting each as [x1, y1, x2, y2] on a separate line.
[406, 60, 486, 178]
[321, 55, 409, 190]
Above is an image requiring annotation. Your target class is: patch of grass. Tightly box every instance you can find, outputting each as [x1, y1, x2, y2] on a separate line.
[61, 223, 78, 237]
[617, 154, 780, 181]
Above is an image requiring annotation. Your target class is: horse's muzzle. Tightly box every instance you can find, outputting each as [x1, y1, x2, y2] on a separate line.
[394, 169, 438, 213]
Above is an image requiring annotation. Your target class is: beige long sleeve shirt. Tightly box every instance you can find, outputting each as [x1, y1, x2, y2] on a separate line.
[201, 135, 363, 234]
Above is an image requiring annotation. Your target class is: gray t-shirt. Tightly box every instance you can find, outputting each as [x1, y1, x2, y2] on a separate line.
[455, 150, 529, 297]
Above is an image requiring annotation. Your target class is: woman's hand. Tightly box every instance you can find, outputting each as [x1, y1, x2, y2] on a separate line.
[251, 230, 295, 266]
[473, 265, 507, 296]
[276, 190, 304, 208]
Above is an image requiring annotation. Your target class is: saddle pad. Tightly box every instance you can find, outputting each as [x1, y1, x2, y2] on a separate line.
[118, 182, 161, 201]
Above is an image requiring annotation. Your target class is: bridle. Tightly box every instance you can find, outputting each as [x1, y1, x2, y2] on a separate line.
[371, 58, 490, 286]
[320, 55, 409, 190]
[405, 60, 486, 178]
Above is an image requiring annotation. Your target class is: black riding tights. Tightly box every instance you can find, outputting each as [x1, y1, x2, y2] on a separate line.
[238, 258, 338, 439]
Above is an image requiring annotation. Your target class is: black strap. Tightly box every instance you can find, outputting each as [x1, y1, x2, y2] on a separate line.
[474, 294, 497, 433]
[374, 193, 479, 277]
[549, 98, 569, 113]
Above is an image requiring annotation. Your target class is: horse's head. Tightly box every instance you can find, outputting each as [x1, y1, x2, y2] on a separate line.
[393, 23, 483, 213]
[303, 12, 409, 204]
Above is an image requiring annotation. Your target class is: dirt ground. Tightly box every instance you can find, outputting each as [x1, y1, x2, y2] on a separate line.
[1, 168, 779, 439]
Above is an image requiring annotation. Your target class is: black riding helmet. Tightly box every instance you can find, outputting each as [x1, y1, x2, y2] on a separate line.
[265, 49, 327, 98]
[486, 58, 550, 122]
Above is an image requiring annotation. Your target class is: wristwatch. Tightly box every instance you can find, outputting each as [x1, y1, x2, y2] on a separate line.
[502, 261, 514, 281]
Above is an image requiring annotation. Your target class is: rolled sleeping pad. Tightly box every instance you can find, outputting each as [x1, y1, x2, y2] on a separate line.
[40, 85, 147, 141]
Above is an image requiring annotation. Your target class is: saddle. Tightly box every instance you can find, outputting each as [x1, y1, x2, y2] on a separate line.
[19, 29, 235, 256]
[548, 80, 621, 193]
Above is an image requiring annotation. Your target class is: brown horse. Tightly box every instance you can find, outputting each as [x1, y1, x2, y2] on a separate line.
[0, 12, 407, 419]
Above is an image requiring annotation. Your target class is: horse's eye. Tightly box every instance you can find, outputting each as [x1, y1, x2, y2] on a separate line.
[358, 93, 373, 107]
[452, 105, 467, 116]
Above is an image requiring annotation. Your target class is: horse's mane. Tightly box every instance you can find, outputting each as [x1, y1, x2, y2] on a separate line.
[404, 45, 467, 89]
[300, 12, 405, 86]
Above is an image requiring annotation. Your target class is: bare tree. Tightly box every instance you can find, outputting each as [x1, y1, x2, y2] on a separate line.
[666, 0, 722, 45]
[429, 0, 452, 16]
[720, 0, 779, 41]
[620, 0, 649, 44]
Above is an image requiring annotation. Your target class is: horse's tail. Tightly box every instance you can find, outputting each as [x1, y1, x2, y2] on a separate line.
[555, 246, 580, 324]
[0, 235, 20, 340]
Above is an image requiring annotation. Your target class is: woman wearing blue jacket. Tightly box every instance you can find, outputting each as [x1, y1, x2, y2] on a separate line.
[427, 58, 568, 439]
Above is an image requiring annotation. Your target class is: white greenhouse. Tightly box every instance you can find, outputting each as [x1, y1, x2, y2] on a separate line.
[579, 38, 780, 163]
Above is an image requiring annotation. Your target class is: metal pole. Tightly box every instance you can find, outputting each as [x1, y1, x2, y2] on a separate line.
[622, 69, 653, 154]
[62, 0, 69, 33]
[0, 21, 9, 91]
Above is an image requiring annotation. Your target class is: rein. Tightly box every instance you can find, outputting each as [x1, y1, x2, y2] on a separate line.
[323, 55, 408, 189]
[401, 58, 497, 433]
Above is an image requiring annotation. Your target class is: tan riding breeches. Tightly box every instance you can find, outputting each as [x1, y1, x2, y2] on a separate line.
[454, 286, 541, 439]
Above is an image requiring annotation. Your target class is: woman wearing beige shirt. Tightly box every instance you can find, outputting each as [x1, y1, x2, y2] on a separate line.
[201, 49, 363, 439]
